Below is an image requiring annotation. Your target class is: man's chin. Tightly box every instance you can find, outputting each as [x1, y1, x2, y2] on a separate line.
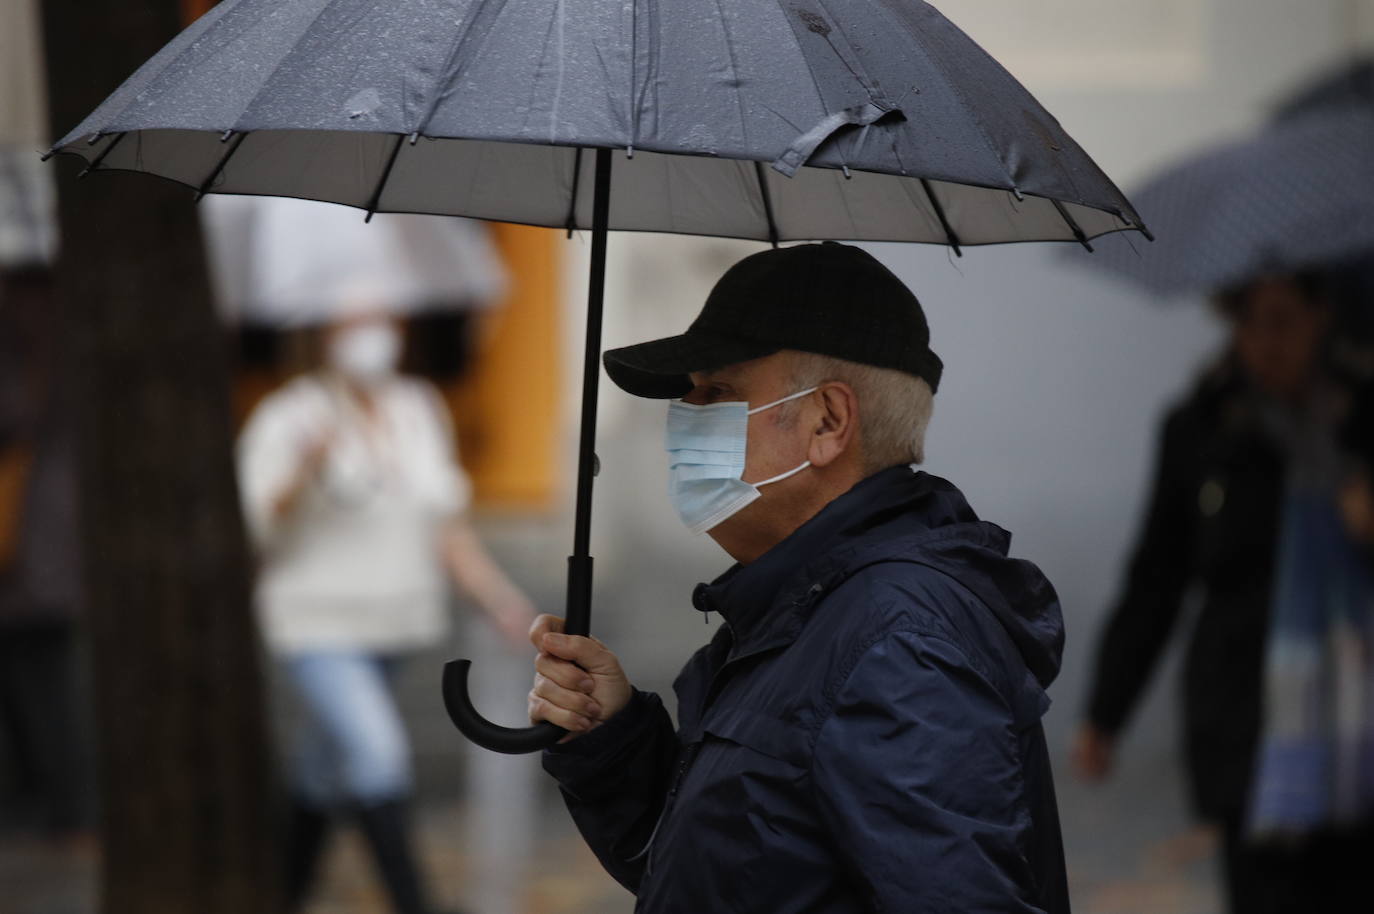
[704, 505, 768, 564]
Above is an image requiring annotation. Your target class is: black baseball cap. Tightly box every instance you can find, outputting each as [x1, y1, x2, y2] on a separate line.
[603, 243, 943, 398]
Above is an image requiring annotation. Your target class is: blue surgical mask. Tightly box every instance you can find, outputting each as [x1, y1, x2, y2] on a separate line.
[664, 387, 818, 535]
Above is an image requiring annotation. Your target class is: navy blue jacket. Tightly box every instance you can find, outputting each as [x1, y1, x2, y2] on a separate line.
[544, 467, 1070, 913]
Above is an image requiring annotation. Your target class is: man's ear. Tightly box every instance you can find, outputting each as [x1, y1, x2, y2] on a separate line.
[806, 382, 858, 468]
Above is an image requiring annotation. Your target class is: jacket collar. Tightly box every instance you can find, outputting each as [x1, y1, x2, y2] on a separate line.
[694, 465, 926, 660]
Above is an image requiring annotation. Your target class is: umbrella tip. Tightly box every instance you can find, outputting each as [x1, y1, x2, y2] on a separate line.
[39, 148, 56, 162]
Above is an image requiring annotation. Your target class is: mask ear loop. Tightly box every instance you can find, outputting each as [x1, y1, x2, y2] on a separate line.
[746, 386, 819, 415]
[744, 386, 819, 487]
[751, 460, 812, 487]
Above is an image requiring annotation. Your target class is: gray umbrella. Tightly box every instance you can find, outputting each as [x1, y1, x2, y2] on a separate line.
[47, 0, 1146, 753]
[1068, 108, 1374, 297]
[48, 0, 1144, 246]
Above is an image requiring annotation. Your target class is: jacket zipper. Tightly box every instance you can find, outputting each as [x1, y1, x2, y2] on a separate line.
[632, 740, 703, 877]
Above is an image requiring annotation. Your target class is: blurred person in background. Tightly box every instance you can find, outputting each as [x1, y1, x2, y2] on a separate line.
[0, 268, 92, 848]
[0, 0, 92, 849]
[238, 305, 537, 914]
[1073, 269, 1374, 913]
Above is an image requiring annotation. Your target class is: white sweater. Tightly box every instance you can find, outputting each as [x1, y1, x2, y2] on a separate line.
[237, 373, 470, 654]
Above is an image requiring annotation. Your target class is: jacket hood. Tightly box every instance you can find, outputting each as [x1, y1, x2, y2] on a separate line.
[707, 465, 1065, 689]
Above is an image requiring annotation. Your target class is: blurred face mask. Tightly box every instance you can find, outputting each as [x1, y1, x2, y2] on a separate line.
[665, 387, 817, 535]
[327, 323, 401, 382]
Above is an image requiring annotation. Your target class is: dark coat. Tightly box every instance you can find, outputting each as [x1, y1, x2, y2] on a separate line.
[544, 466, 1070, 914]
[1085, 365, 1285, 822]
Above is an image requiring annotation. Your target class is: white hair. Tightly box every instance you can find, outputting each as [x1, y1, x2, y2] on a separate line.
[781, 351, 935, 474]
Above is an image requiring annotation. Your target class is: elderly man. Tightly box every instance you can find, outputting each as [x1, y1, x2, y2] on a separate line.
[529, 243, 1069, 913]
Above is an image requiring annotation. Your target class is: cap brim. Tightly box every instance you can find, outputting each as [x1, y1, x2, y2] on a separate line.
[603, 332, 779, 399]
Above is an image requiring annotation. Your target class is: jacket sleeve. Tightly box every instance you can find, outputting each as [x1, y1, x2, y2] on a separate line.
[541, 689, 678, 893]
[811, 631, 1051, 913]
[1085, 406, 1198, 735]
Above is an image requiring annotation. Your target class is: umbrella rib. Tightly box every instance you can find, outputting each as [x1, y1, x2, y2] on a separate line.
[564, 147, 584, 237]
[752, 162, 780, 248]
[77, 1, 243, 143]
[364, 134, 406, 223]
[1126, 213, 1156, 243]
[193, 131, 248, 202]
[871, 0, 1019, 192]
[416, 0, 513, 137]
[919, 178, 962, 256]
[76, 132, 128, 178]
[1051, 199, 1094, 252]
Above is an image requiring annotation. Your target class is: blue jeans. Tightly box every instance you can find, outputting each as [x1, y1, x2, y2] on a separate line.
[282, 652, 413, 808]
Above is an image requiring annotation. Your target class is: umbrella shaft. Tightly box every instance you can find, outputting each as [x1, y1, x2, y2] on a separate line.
[567, 148, 612, 638]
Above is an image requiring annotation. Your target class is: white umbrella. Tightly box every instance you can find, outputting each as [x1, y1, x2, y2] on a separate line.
[201, 195, 508, 325]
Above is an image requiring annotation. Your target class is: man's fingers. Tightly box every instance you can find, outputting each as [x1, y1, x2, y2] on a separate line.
[527, 691, 594, 732]
[526, 617, 630, 729]
[534, 652, 596, 693]
[532, 674, 601, 720]
[528, 613, 566, 650]
[539, 631, 622, 676]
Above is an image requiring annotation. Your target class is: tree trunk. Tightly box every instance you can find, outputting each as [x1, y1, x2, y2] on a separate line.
[41, 3, 278, 912]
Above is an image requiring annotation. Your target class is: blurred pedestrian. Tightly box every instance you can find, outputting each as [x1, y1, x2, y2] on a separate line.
[0, 267, 91, 846]
[238, 307, 536, 914]
[0, 0, 90, 845]
[1073, 272, 1374, 913]
[529, 244, 1070, 913]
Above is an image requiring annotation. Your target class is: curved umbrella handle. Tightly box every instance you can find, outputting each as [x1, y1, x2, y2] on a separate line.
[442, 659, 566, 754]
[443, 554, 595, 754]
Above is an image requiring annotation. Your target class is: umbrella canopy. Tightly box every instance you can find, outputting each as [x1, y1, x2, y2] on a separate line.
[48, 0, 1143, 248]
[1275, 57, 1374, 122]
[1067, 109, 1374, 297]
[49, 0, 1147, 753]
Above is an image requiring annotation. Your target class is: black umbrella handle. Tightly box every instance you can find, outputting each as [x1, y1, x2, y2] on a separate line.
[442, 149, 612, 755]
[441, 660, 565, 753]
[443, 554, 594, 753]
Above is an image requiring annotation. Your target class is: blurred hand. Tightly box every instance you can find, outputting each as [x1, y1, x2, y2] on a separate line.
[527, 614, 632, 739]
[297, 428, 335, 479]
[271, 429, 335, 522]
[1071, 724, 1116, 782]
[490, 597, 538, 652]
